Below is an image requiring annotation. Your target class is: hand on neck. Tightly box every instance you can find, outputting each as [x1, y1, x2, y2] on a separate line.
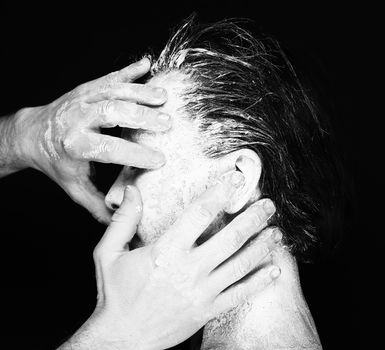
[201, 246, 322, 350]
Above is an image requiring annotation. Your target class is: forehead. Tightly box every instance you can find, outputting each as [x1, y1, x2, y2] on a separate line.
[124, 71, 203, 160]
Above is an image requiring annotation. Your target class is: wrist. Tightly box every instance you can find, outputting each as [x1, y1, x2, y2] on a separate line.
[61, 310, 154, 350]
[0, 109, 37, 176]
[14, 106, 45, 170]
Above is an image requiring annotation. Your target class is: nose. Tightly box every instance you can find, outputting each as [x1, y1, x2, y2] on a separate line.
[105, 181, 125, 211]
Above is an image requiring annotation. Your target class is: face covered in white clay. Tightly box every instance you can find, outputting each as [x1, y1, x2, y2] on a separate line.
[105, 71, 261, 246]
[105, 72, 223, 245]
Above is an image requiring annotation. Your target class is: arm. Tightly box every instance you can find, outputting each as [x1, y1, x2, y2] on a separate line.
[0, 110, 29, 177]
[1, 58, 171, 223]
[201, 247, 322, 350]
[57, 174, 282, 350]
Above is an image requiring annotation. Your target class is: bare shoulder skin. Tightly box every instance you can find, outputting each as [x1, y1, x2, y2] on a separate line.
[201, 246, 322, 350]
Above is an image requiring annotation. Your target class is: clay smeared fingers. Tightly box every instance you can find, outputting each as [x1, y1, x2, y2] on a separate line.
[157, 171, 245, 250]
[196, 199, 276, 271]
[85, 83, 167, 106]
[205, 227, 282, 293]
[113, 57, 152, 83]
[79, 58, 152, 91]
[210, 264, 281, 315]
[68, 132, 166, 168]
[88, 100, 171, 132]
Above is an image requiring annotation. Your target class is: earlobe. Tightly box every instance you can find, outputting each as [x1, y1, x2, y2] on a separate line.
[221, 149, 262, 214]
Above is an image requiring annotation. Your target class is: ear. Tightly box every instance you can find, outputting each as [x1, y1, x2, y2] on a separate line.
[219, 149, 262, 214]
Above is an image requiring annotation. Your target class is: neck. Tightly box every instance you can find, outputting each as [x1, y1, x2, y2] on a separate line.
[201, 246, 322, 350]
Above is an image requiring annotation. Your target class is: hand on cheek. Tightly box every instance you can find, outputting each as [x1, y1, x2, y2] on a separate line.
[84, 171, 281, 350]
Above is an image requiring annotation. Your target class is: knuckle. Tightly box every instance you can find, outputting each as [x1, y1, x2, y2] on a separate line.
[62, 133, 78, 157]
[234, 258, 252, 279]
[249, 208, 264, 226]
[108, 139, 121, 154]
[105, 71, 119, 84]
[98, 100, 115, 116]
[254, 241, 270, 257]
[73, 84, 86, 95]
[136, 104, 147, 119]
[126, 63, 140, 74]
[229, 228, 245, 250]
[231, 289, 245, 306]
[188, 204, 212, 227]
[97, 83, 114, 97]
[93, 244, 105, 262]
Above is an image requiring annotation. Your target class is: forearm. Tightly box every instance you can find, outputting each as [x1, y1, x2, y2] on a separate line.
[57, 314, 153, 350]
[57, 322, 126, 350]
[0, 108, 33, 178]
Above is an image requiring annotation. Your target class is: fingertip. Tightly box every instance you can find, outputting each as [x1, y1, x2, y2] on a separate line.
[121, 185, 142, 213]
[272, 228, 282, 243]
[146, 151, 167, 169]
[123, 184, 135, 200]
[270, 266, 281, 279]
[119, 58, 151, 82]
[148, 87, 168, 105]
[121, 185, 136, 208]
[138, 56, 151, 67]
[94, 211, 112, 226]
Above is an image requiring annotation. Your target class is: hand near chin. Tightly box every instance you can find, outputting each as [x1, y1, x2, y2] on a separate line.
[16, 57, 170, 224]
[63, 171, 282, 350]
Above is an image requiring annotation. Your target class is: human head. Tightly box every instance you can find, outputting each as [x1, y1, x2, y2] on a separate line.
[106, 17, 339, 261]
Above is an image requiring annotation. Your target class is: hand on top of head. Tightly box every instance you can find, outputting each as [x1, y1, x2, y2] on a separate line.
[18, 57, 173, 224]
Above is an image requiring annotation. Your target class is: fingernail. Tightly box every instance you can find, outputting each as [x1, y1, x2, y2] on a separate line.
[258, 227, 274, 240]
[158, 113, 170, 122]
[231, 171, 245, 188]
[262, 199, 275, 217]
[151, 152, 166, 166]
[270, 266, 281, 279]
[197, 204, 212, 225]
[154, 87, 167, 98]
[273, 229, 282, 243]
[139, 57, 149, 65]
[125, 185, 134, 200]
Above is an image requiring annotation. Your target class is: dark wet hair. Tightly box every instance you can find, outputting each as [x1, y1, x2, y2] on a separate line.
[149, 16, 342, 261]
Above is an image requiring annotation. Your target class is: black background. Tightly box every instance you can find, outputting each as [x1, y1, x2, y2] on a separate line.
[0, 2, 377, 349]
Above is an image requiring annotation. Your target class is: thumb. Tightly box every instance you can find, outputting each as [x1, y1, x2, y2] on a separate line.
[98, 185, 143, 253]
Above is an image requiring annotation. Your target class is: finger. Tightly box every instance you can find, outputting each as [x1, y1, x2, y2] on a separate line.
[85, 83, 167, 106]
[196, 199, 276, 271]
[96, 185, 142, 254]
[85, 58, 151, 89]
[87, 100, 171, 132]
[206, 228, 282, 293]
[211, 264, 281, 315]
[114, 57, 152, 83]
[157, 171, 245, 250]
[65, 179, 112, 224]
[69, 132, 166, 169]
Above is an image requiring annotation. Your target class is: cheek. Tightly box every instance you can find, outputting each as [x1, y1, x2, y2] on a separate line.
[135, 168, 214, 243]
[135, 169, 189, 243]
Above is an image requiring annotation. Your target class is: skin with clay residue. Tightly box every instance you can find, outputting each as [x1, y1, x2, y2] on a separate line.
[105, 72, 322, 349]
[108, 71, 224, 245]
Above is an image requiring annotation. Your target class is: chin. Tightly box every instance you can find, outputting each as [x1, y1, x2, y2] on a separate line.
[136, 210, 180, 246]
